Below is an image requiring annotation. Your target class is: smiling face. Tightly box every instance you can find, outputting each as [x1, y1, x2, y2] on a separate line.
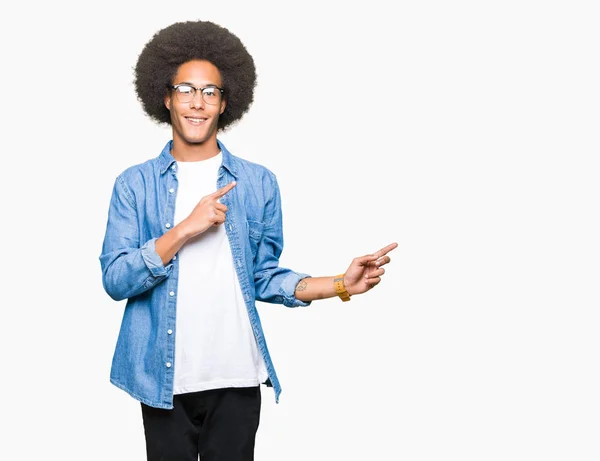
[164, 59, 226, 149]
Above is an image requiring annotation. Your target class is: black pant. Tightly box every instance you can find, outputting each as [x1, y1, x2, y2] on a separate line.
[141, 386, 261, 461]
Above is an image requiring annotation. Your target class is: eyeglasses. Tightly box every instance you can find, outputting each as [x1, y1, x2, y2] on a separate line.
[168, 84, 225, 105]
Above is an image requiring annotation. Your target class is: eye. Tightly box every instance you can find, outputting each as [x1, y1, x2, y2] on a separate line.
[177, 85, 194, 94]
[202, 88, 217, 97]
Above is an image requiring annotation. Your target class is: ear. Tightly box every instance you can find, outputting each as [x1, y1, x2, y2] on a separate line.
[164, 92, 171, 111]
[219, 97, 227, 115]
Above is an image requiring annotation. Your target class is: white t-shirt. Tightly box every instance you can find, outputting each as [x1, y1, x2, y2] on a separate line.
[172, 152, 268, 395]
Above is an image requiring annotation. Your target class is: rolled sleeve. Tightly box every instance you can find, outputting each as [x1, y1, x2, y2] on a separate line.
[279, 272, 312, 307]
[141, 238, 169, 278]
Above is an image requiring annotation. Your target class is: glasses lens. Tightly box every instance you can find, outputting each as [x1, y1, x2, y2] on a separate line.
[202, 88, 222, 105]
[175, 85, 194, 103]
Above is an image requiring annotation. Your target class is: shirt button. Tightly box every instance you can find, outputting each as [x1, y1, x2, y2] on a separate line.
[236, 260, 241, 267]
[166, 362, 172, 368]
[169, 291, 175, 296]
[172, 255, 177, 260]
[171, 165, 176, 170]
[165, 223, 171, 228]
[228, 224, 233, 231]
[169, 188, 175, 193]
[167, 329, 173, 335]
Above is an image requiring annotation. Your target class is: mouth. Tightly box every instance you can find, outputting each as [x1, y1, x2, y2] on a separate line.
[185, 116, 208, 125]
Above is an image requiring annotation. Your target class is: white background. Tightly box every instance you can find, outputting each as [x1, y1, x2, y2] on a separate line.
[2, 0, 599, 459]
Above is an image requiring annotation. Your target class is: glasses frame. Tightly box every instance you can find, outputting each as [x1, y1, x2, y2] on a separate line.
[168, 84, 225, 105]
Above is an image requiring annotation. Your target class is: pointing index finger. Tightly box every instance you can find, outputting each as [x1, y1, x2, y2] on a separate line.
[373, 242, 398, 258]
[213, 181, 237, 199]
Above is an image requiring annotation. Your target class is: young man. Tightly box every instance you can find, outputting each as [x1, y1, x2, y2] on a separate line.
[99, 20, 397, 461]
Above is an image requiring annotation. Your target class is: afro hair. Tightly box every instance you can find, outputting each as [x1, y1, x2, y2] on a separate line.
[134, 20, 257, 131]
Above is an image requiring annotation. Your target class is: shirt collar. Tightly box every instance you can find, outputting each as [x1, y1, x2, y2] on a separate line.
[158, 139, 237, 177]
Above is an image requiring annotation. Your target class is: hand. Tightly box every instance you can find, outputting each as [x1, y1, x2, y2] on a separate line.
[343, 242, 398, 296]
[180, 181, 236, 238]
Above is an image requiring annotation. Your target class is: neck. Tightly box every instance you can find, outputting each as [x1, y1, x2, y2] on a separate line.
[171, 137, 220, 162]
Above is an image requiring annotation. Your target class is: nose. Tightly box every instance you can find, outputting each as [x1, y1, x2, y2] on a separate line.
[190, 90, 205, 109]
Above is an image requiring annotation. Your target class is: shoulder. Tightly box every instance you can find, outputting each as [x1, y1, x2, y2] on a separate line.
[114, 155, 160, 188]
[120, 157, 157, 179]
[109, 155, 161, 207]
[114, 140, 171, 184]
[230, 151, 279, 186]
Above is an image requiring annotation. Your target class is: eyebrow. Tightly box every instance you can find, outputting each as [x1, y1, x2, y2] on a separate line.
[176, 81, 220, 88]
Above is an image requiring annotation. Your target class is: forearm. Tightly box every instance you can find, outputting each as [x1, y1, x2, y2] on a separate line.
[294, 276, 344, 302]
[155, 221, 193, 265]
[101, 227, 188, 301]
[100, 238, 174, 302]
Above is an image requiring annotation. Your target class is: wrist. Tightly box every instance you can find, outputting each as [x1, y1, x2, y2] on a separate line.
[334, 274, 352, 302]
[343, 274, 354, 296]
[175, 220, 194, 240]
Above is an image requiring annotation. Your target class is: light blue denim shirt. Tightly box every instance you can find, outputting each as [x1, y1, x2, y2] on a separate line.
[99, 139, 311, 409]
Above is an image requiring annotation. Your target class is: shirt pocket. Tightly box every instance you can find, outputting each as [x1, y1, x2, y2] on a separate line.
[246, 219, 265, 260]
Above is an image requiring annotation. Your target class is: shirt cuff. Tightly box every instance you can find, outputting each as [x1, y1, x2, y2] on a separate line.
[141, 238, 169, 278]
[279, 272, 312, 307]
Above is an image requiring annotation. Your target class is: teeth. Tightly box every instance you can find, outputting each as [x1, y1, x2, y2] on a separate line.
[187, 117, 206, 122]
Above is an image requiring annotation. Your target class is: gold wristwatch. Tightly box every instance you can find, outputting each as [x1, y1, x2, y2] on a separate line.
[334, 274, 351, 302]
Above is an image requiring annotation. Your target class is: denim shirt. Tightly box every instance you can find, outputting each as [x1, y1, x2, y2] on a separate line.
[99, 139, 311, 409]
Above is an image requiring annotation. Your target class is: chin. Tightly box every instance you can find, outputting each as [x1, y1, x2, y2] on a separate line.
[182, 133, 209, 144]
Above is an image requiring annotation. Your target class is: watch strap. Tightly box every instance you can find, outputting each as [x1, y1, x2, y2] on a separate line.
[334, 274, 351, 302]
